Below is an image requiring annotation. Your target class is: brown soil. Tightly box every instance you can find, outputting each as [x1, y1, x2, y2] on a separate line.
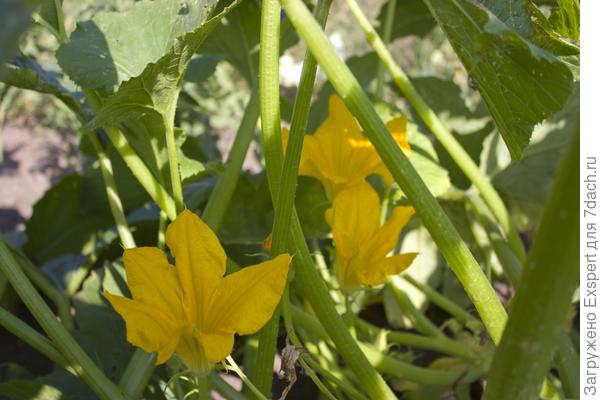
[0, 123, 79, 234]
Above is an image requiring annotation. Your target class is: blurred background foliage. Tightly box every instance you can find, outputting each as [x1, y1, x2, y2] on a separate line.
[0, 0, 579, 398]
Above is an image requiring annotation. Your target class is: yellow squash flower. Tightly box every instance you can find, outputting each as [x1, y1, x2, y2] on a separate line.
[104, 210, 291, 374]
[325, 182, 417, 293]
[298, 95, 410, 199]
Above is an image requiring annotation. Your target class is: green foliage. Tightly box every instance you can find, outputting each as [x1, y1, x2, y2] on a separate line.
[0, 0, 581, 398]
[1, 56, 83, 116]
[56, 0, 214, 90]
[423, 0, 574, 159]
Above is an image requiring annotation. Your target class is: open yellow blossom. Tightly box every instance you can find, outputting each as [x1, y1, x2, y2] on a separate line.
[325, 182, 417, 293]
[298, 95, 410, 199]
[104, 210, 291, 374]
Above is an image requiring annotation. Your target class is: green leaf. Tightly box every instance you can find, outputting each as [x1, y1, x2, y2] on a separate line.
[24, 175, 109, 262]
[0, 0, 37, 74]
[492, 83, 579, 230]
[218, 173, 273, 244]
[295, 176, 330, 239]
[0, 381, 64, 400]
[422, 0, 573, 159]
[549, 0, 579, 43]
[184, 55, 223, 83]
[1, 56, 83, 117]
[376, 0, 436, 39]
[480, 0, 579, 56]
[56, 0, 213, 90]
[38, 0, 64, 40]
[89, 0, 230, 130]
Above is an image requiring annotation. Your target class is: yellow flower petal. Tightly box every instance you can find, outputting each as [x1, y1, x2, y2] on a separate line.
[362, 206, 415, 262]
[123, 247, 185, 320]
[385, 116, 411, 153]
[358, 253, 418, 286]
[326, 183, 380, 260]
[299, 96, 382, 198]
[206, 254, 291, 335]
[104, 292, 180, 364]
[166, 210, 226, 324]
[175, 331, 233, 373]
[196, 331, 235, 365]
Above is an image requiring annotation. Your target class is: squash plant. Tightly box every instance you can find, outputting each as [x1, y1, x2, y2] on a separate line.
[0, 0, 579, 399]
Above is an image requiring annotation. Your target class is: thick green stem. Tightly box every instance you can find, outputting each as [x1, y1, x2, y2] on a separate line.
[467, 194, 580, 397]
[118, 351, 156, 400]
[10, 248, 73, 330]
[0, 236, 127, 400]
[89, 134, 137, 249]
[357, 318, 480, 360]
[374, 0, 396, 99]
[291, 305, 486, 385]
[342, 0, 526, 263]
[202, 91, 259, 231]
[281, 0, 508, 343]
[84, 89, 177, 220]
[273, 0, 333, 254]
[0, 307, 72, 372]
[256, 0, 397, 397]
[484, 133, 580, 400]
[253, 0, 285, 395]
[164, 103, 185, 214]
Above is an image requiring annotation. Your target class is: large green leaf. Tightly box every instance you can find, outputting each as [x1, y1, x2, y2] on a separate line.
[56, 0, 212, 90]
[24, 175, 109, 262]
[422, 0, 573, 159]
[492, 83, 579, 230]
[88, 0, 232, 129]
[481, 0, 579, 56]
[1, 56, 83, 116]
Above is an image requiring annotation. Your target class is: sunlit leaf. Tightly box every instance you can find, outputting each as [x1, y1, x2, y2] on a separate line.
[423, 0, 573, 159]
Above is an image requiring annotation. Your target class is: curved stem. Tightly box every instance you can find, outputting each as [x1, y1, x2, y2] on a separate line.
[9, 247, 73, 330]
[84, 89, 177, 220]
[253, 0, 285, 394]
[280, 0, 508, 343]
[226, 356, 269, 400]
[0, 307, 72, 372]
[89, 134, 137, 249]
[374, 0, 396, 99]
[118, 350, 156, 400]
[164, 102, 185, 214]
[0, 236, 127, 400]
[341, 0, 526, 263]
